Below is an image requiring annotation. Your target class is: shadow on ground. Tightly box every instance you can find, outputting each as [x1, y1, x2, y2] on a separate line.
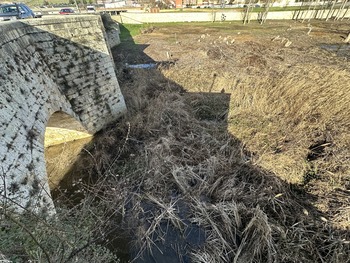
[50, 23, 350, 263]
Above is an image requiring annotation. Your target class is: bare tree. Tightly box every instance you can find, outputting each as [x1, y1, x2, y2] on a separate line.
[334, 0, 348, 20]
[341, 2, 350, 20]
[294, 0, 306, 21]
[307, 0, 323, 22]
[259, 0, 273, 24]
[325, 0, 336, 21]
[319, 0, 331, 19]
[243, 0, 254, 24]
[302, 0, 315, 22]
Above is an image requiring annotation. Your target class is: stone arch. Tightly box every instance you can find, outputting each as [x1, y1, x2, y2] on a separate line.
[0, 16, 126, 215]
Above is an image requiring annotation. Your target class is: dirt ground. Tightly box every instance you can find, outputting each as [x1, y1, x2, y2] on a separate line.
[117, 20, 350, 66]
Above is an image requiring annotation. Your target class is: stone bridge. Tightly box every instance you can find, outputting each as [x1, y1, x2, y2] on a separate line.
[0, 15, 126, 214]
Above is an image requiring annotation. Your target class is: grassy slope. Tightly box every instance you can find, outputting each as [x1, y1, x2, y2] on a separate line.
[123, 20, 350, 229]
[147, 22, 349, 182]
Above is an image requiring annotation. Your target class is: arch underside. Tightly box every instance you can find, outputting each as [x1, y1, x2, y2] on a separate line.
[45, 111, 92, 147]
[45, 111, 93, 190]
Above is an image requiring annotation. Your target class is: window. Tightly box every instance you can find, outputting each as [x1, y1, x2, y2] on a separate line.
[0, 6, 18, 14]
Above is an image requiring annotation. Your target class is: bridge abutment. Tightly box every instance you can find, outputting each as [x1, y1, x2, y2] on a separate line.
[0, 15, 126, 214]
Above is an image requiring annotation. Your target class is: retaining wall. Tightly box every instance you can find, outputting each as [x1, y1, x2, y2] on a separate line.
[115, 9, 350, 23]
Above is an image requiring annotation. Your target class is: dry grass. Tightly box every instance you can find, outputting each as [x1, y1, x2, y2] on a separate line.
[53, 61, 349, 262]
[47, 21, 350, 262]
[229, 64, 350, 182]
[153, 21, 350, 231]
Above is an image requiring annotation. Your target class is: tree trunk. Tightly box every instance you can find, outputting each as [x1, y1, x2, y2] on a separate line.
[243, 0, 253, 24]
[341, 6, 350, 20]
[325, 0, 336, 21]
[295, 1, 305, 21]
[308, 0, 321, 21]
[260, 0, 272, 24]
[303, 0, 314, 22]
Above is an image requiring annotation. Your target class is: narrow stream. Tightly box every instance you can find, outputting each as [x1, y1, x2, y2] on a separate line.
[44, 131, 206, 262]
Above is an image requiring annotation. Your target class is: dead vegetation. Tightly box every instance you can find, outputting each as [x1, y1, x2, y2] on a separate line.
[73, 60, 349, 262]
[150, 20, 350, 230]
[46, 74, 330, 263]
[36, 20, 350, 262]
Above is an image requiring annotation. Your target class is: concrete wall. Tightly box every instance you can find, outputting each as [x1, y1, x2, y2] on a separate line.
[0, 15, 126, 214]
[115, 9, 350, 23]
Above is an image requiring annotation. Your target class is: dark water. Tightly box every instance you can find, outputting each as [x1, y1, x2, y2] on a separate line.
[123, 198, 207, 263]
[319, 44, 350, 58]
[126, 63, 157, 69]
[46, 139, 206, 263]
